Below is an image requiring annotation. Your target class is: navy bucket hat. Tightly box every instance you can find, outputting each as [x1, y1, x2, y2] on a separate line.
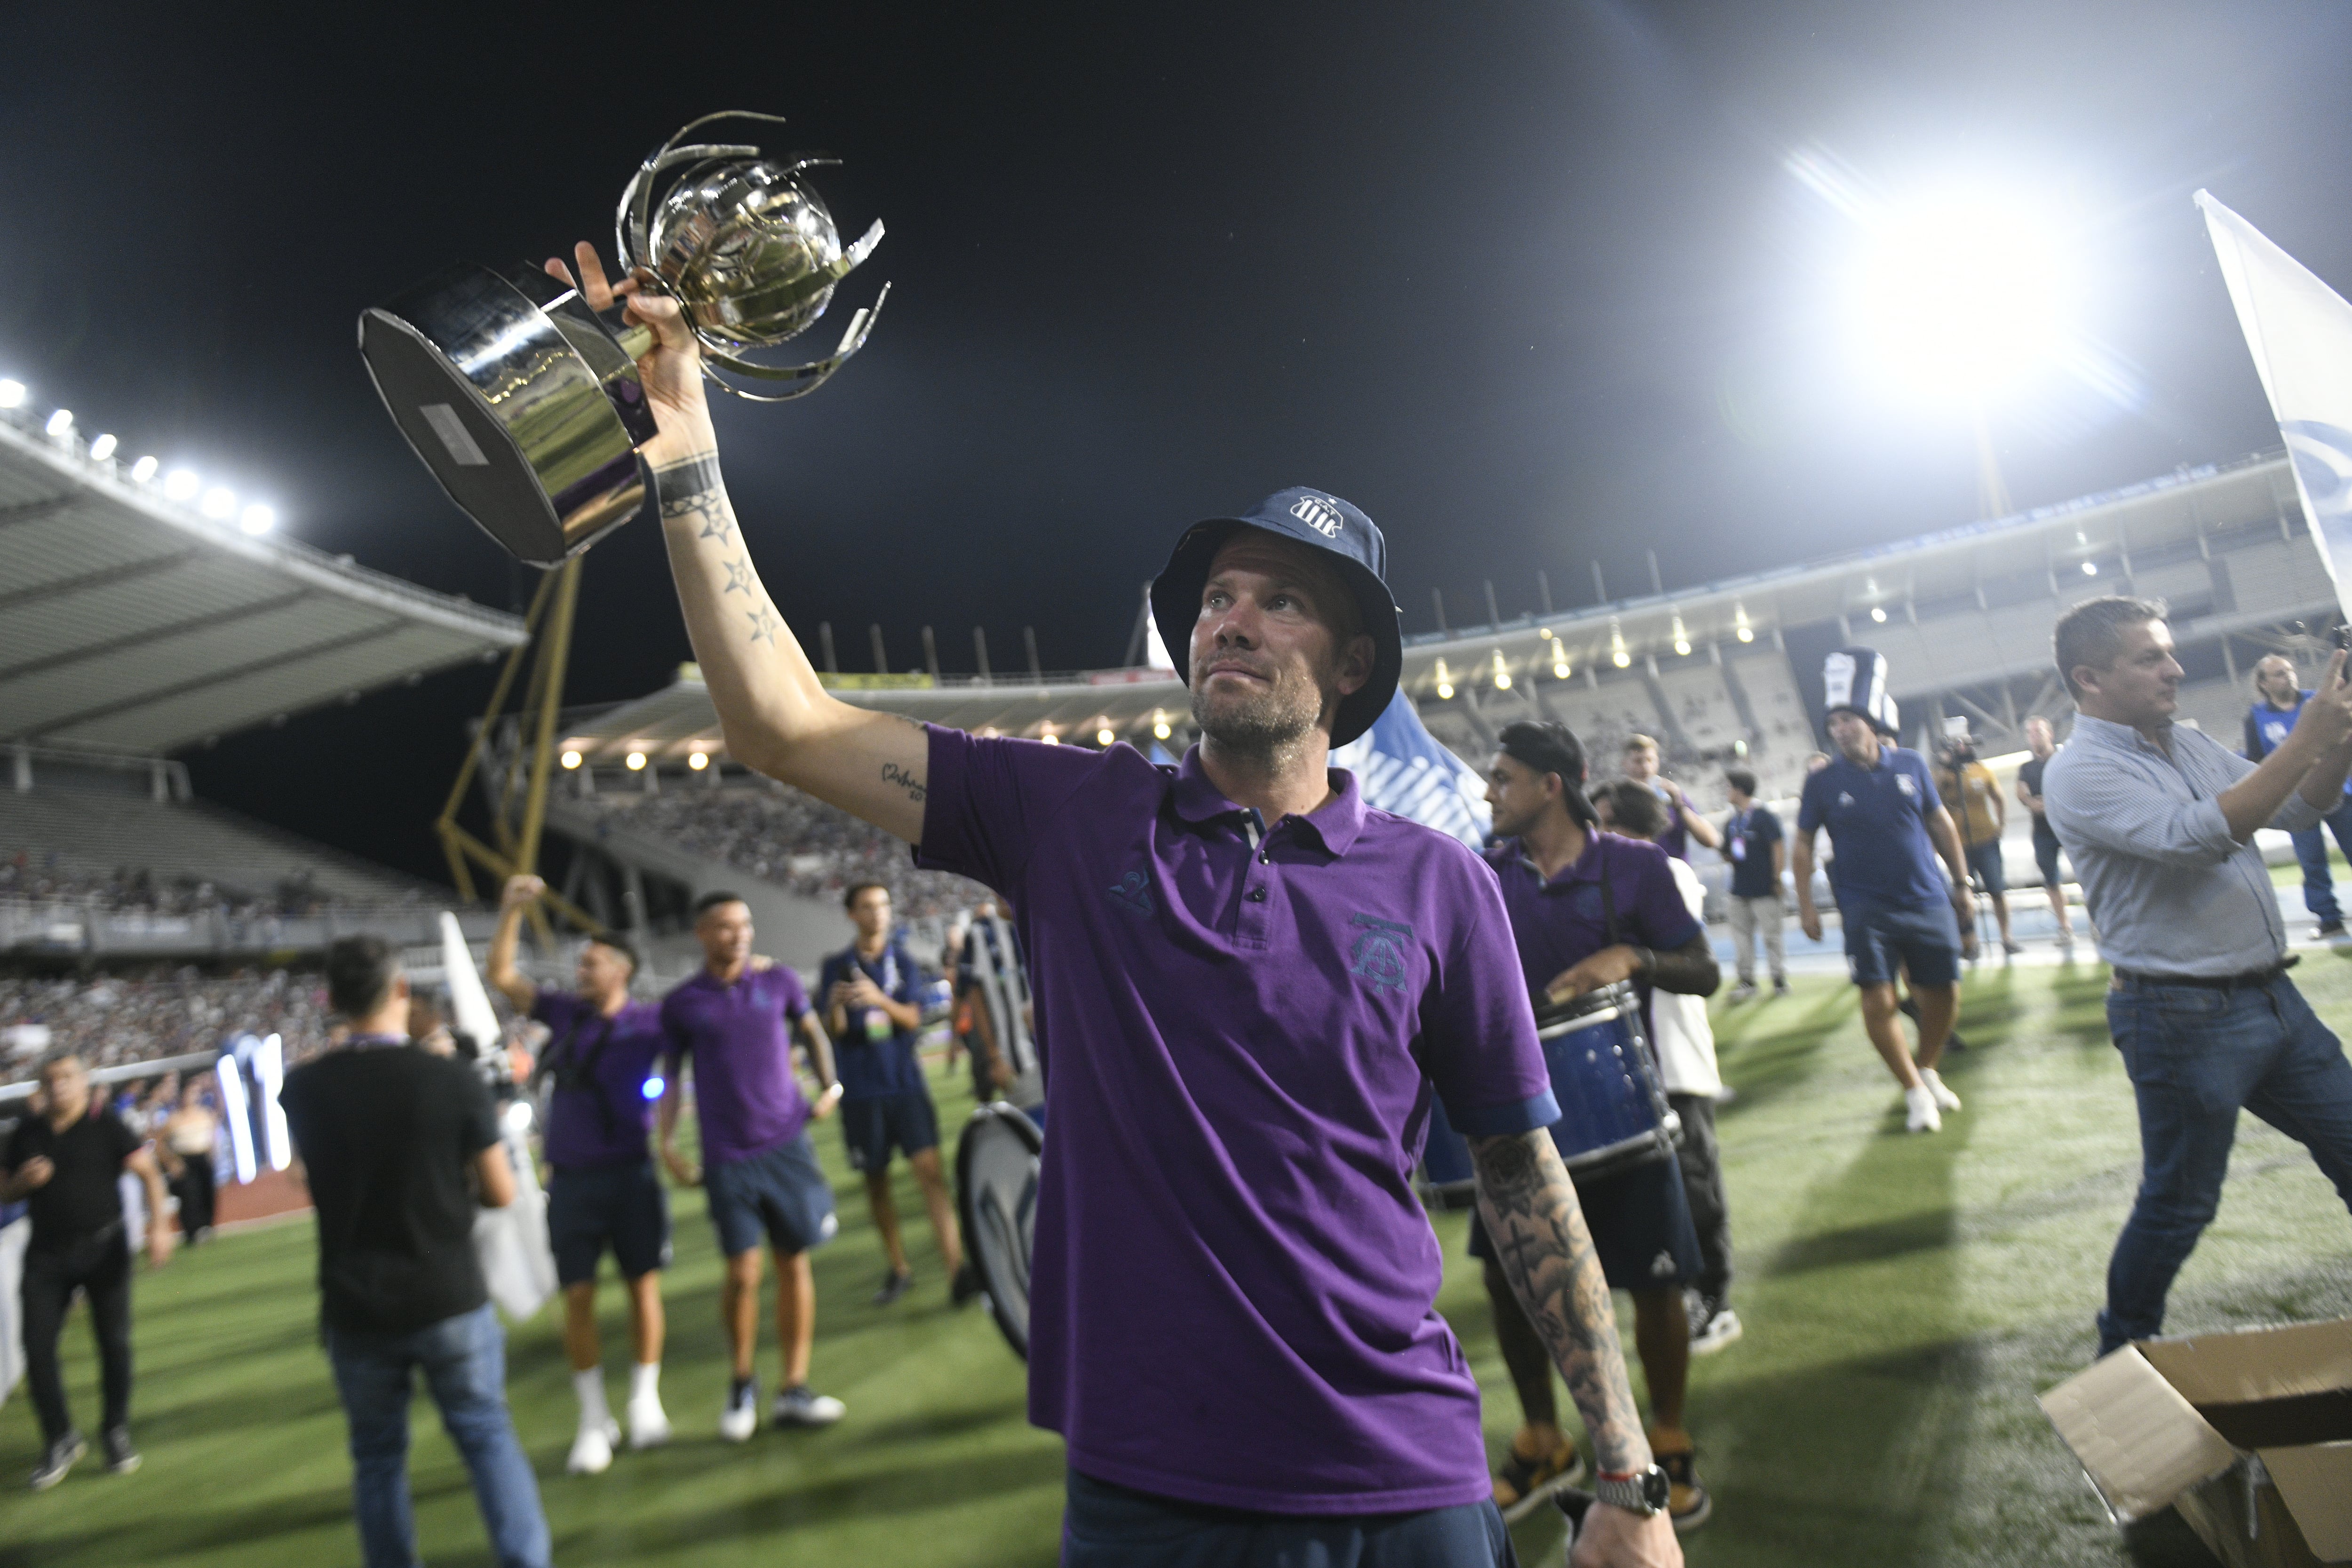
[1149, 487, 1404, 748]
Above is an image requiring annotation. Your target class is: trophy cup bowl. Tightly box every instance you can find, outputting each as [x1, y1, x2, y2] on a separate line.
[358, 112, 887, 566]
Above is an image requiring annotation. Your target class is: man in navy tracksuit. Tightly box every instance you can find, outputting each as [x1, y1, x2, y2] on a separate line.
[2246, 654, 2352, 938]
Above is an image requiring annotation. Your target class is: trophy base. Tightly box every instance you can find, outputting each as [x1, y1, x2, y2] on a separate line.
[360, 263, 658, 565]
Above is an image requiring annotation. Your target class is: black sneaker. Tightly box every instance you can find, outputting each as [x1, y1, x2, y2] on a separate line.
[100, 1427, 140, 1475]
[30, 1432, 84, 1491]
[872, 1269, 914, 1306]
[2322, 921, 2348, 939]
[950, 1261, 986, 1308]
[1771, 978, 1792, 997]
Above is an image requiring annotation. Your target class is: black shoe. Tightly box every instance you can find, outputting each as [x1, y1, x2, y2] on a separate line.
[951, 1261, 986, 1308]
[100, 1427, 140, 1475]
[1772, 978, 1791, 997]
[872, 1269, 914, 1306]
[30, 1432, 84, 1491]
[2322, 921, 2347, 939]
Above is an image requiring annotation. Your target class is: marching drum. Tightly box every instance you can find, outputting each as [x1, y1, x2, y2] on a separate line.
[956, 1102, 1042, 1361]
[1538, 980, 1680, 1180]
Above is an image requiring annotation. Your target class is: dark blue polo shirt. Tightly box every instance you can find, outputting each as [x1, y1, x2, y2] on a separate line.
[818, 939, 927, 1100]
[1799, 744, 1948, 910]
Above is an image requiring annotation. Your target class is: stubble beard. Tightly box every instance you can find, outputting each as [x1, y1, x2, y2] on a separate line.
[1192, 672, 1322, 769]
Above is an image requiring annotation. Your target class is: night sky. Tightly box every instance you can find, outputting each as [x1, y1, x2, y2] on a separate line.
[5, 2, 2349, 885]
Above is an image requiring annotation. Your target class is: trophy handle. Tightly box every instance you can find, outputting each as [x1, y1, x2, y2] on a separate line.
[615, 109, 791, 276]
[698, 282, 890, 404]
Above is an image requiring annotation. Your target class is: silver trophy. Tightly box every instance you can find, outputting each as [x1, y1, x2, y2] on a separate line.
[358, 112, 887, 565]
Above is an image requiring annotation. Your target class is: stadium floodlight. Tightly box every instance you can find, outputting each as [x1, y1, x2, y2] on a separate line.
[1735, 604, 1755, 644]
[1152, 710, 1171, 740]
[1870, 606, 1888, 623]
[44, 408, 72, 438]
[0, 379, 24, 408]
[1490, 650, 1511, 691]
[87, 433, 117, 462]
[687, 750, 708, 770]
[200, 486, 237, 520]
[560, 748, 583, 769]
[1433, 657, 1454, 700]
[238, 503, 276, 535]
[1552, 653, 1570, 679]
[1041, 730, 1060, 745]
[163, 468, 200, 501]
[1671, 614, 1692, 658]
[129, 455, 159, 484]
[625, 749, 647, 770]
[2081, 560, 2098, 576]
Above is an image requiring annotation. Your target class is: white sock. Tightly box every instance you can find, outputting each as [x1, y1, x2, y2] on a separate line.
[573, 1367, 611, 1429]
[629, 1362, 661, 1404]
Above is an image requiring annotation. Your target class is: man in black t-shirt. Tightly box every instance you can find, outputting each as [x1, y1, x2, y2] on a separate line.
[2, 1054, 172, 1490]
[2012, 716, 2077, 950]
[1720, 768, 1788, 999]
[280, 936, 551, 1568]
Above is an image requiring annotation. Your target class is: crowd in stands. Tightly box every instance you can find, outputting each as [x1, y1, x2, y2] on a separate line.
[0, 850, 373, 920]
[0, 966, 330, 1075]
[581, 779, 986, 919]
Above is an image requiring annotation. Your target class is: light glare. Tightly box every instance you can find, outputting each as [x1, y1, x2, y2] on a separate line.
[87, 433, 117, 462]
[44, 408, 72, 437]
[688, 750, 708, 770]
[130, 455, 159, 484]
[200, 486, 237, 519]
[625, 750, 647, 770]
[1850, 190, 2079, 401]
[0, 380, 24, 408]
[560, 749, 583, 769]
[1871, 606, 1889, 623]
[238, 503, 275, 535]
[163, 469, 200, 501]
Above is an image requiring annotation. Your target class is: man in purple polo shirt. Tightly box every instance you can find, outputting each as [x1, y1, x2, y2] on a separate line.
[548, 240, 1678, 1567]
[1474, 727, 1721, 1534]
[485, 875, 672, 1475]
[656, 891, 845, 1441]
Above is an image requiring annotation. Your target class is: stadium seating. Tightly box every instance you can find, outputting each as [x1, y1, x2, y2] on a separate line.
[0, 967, 328, 1074]
[573, 778, 986, 921]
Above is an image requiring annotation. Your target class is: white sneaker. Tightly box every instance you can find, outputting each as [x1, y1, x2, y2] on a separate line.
[626, 1396, 671, 1451]
[1904, 1084, 1942, 1133]
[719, 1378, 758, 1443]
[1921, 1068, 1963, 1113]
[771, 1385, 846, 1427]
[566, 1418, 618, 1475]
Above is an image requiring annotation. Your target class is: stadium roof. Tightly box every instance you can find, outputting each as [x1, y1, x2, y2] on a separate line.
[555, 449, 2313, 762]
[0, 404, 528, 757]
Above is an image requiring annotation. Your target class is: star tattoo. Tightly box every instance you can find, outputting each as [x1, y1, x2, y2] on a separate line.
[720, 558, 753, 595]
[698, 509, 735, 543]
[746, 605, 779, 645]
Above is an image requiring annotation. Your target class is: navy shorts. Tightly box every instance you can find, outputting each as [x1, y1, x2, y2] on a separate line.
[1061, 1468, 1516, 1568]
[1467, 1154, 1701, 1290]
[704, 1132, 838, 1258]
[1843, 898, 1963, 989]
[1964, 840, 2006, 896]
[841, 1088, 941, 1173]
[546, 1159, 672, 1286]
[2033, 823, 2064, 889]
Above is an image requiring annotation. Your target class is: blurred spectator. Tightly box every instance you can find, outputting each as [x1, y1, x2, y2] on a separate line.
[158, 1081, 220, 1243]
[0, 968, 331, 1075]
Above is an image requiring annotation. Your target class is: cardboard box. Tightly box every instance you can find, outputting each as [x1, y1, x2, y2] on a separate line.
[2041, 1320, 2352, 1568]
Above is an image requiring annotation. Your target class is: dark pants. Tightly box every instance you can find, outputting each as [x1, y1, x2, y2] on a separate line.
[173, 1156, 216, 1240]
[1670, 1093, 1732, 1302]
[2098, 976, 2352, 1355]
[1062, 1468, 1516, 1567]
[2290, 797, 2352, 924]
[21, 1228, 133, 1445]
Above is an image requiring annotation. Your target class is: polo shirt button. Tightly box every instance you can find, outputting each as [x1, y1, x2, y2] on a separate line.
[1247, 887, 1267, 902]
[1257, 852, 1270, 864]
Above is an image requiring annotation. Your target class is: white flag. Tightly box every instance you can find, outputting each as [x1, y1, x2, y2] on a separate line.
[441, 911, 558, 1321]
[1330, 690, 1492, 848]
[2197, 191, 2352, 614]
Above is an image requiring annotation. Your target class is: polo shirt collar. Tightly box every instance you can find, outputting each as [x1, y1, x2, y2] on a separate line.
[1171, 746, 1368, 857]
[1498, 830, 1613, 891]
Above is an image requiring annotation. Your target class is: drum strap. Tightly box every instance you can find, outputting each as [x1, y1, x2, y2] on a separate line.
[1598, 868, 1623, 949]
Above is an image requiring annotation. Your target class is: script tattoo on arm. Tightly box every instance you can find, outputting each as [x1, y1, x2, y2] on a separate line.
[1470, 1129, 1651, 1476]
[881, 762, 926, 804]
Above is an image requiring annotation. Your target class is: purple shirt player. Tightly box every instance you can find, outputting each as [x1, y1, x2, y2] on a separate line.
[659, 966, 817, 1165]
[593, 223, 1683, 1562]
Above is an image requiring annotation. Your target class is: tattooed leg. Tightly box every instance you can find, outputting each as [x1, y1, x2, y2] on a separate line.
[1470, 1130, 1651, 1476]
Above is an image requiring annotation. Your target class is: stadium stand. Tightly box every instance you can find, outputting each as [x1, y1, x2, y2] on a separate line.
[0, 966, 329, 1074]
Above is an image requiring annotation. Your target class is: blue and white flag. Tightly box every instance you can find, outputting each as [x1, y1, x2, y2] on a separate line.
[2199, 191, 2352, 618]
[1331, 690, 1493, 847]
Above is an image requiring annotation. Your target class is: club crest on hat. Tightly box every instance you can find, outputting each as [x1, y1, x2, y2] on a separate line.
[1290, 494, 1345, 538]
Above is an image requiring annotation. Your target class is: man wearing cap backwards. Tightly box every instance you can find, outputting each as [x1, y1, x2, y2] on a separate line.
[1791, 651, 1979, 1133]
[548, 242, 1678, 1567]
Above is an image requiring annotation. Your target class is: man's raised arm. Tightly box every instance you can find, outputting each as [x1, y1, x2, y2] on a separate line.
[548, 243, 930, 843]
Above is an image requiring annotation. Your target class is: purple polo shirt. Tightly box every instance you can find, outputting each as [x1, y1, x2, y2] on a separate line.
[915, 728, 1557, 1515]
[1483, 832, 1705, 1000]
[531, 989, 666, 1170]
[659, 966, 814, 1166]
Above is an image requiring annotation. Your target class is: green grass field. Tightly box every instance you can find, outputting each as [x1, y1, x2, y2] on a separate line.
[11, 957, 2352, 1567]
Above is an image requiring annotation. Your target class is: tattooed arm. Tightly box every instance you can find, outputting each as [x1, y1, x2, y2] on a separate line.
[1470, 1130, 1649, 1474]
[544, 242, 932, 843]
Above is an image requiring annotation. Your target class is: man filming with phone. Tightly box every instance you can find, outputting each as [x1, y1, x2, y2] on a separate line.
[2042, 599, 2352, 1357]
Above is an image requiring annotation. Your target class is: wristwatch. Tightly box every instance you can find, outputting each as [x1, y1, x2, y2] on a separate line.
[1592, 1465, 1670, 1516]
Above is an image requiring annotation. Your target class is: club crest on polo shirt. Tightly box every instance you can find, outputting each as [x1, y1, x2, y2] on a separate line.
[1348, 913, 1412, 992]
[1838, 791, 1855, 808]
[1290, 494, 1344, 538]
[1107, 869, 1155, 916]
[1897, 773, 1915, 797]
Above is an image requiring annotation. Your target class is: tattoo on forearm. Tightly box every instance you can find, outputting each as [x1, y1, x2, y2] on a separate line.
[881, 762, 926, 803]
[1471, 1130, 1649, 1474]
[746, 606, 779, 645]
[655, 454, 736, 544]
[1649, 936, 1720, 997]
[720, 558, 752, 595]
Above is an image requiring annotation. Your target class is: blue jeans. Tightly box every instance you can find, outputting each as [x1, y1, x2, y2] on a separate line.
[325, 1302, 551, 1568]
[2292, 797, 2352, 923]
[2098, 977, 2352, 1355]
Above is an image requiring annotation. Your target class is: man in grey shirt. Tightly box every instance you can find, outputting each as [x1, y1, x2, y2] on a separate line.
[2043, 597, 2352, 1355]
